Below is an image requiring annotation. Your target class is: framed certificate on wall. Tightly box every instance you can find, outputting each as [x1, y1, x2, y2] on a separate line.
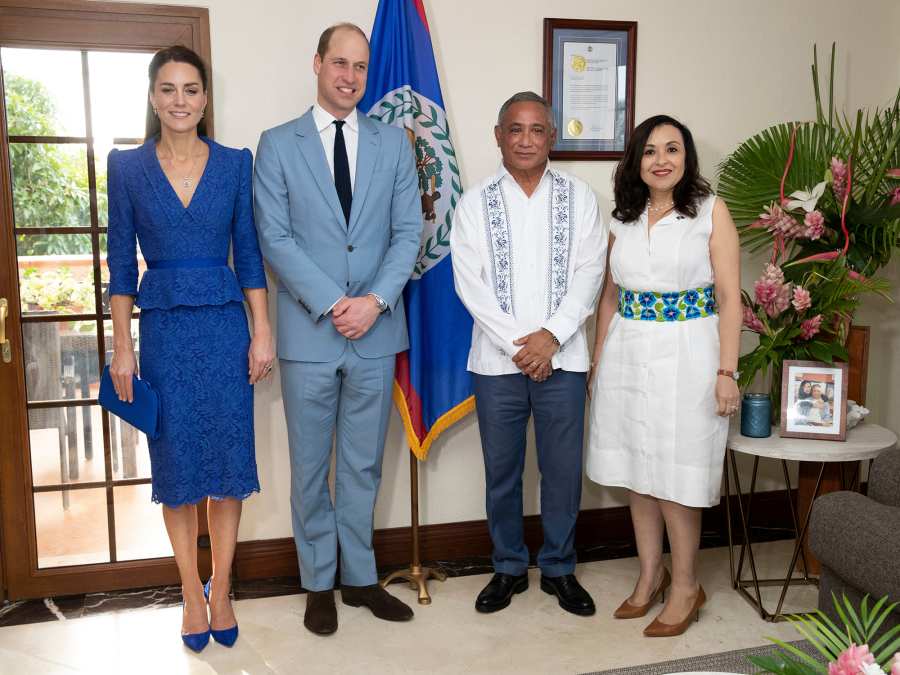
[542, 18, 637, 160]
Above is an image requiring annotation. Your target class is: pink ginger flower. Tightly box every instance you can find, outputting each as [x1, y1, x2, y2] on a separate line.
[753, 264, 792, 317]
[792, 286, 811, 312]
[827, 644, 877, 675]
[800, 314, 823, 340]
[890, 186, 900, 206]
[804, 210, 826, 240]
[742, 304, 765, 332]
[890, 652, 900, 675]
[832, 157, 849, 203]
[751, 202, 807, 239]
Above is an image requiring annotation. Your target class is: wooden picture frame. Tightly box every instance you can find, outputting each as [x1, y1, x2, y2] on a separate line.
[780, 360, 849, 441]
[542, 18, 637, 160]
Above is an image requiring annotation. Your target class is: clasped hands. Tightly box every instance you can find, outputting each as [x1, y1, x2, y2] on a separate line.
[512, 328, 558, 383]
[332, 295, 381, 340]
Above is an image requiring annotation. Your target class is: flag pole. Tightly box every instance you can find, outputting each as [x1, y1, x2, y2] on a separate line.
[379, 447, 446, 604]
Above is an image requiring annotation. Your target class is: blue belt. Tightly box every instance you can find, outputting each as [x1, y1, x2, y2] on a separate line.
[145, 257, 227, 270]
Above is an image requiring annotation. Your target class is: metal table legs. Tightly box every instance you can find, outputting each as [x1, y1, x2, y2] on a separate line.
[724, 449, 827, 622]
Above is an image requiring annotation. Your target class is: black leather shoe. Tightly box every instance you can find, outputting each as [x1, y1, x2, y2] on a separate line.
[475, 573, 528, 613]
[540, 574, 596, 616]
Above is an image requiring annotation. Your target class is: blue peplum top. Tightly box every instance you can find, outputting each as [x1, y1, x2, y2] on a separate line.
[106, 137, 267, 309]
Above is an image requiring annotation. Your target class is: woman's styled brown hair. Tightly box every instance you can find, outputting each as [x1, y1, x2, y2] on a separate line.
[612, 114, 711, 223]
[144, 45, 209, 140]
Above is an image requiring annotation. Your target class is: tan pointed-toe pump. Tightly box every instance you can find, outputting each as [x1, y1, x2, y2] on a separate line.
[642, 585, 706, 638]
[613, 568, 671, 620]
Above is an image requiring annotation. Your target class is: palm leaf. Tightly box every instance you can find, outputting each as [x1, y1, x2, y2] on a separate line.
[836, 92, 900, 203]
[865, 599, 899, 642]
[874, 632, 900, 665]
[800, 614, 848, 657]
[872, 623, 900, 659]
[718, 122, 834, 252]
[831, 598, 859, 643]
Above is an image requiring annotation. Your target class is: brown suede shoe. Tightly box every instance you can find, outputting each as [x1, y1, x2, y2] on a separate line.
[340, 584, 414, 622]
[304, 590, 337, 635]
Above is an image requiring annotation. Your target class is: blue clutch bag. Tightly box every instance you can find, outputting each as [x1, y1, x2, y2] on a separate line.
[98, 366, 161, 440]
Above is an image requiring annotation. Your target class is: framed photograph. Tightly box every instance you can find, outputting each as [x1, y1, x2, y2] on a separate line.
[780, 360, 848, 441]
[542, 18, 637, 160]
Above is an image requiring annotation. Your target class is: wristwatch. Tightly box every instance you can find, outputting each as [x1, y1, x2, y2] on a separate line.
[369, 293, 388, 313]
[717, 369, 740, 381]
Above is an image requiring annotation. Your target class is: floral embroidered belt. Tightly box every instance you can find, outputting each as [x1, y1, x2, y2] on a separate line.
[617, 285, 717, 322]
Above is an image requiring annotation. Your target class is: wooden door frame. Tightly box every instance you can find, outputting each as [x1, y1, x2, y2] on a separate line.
[0, 0, 212, 601]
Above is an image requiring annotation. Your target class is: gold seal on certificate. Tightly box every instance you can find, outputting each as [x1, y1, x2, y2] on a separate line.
[567, 119, 584, 137]
[571, 54, 587, 72]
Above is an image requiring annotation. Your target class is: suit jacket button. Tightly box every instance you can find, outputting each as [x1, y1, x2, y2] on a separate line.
[347, 245, 354, 252]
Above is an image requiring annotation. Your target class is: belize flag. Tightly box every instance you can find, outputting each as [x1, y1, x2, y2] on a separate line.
[359, 0, 474, 460]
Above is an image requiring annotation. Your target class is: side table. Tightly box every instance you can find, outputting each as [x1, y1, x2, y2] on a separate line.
[724, 422, 897, 622]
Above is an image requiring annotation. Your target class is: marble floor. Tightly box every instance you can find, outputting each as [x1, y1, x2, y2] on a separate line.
[0, 540, 817, 675]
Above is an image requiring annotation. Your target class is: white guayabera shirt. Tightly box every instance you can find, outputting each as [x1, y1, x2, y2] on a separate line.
[451, 163, 607, 376]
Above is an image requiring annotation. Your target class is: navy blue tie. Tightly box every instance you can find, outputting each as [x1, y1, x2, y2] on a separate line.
[333, 120, 352, 225]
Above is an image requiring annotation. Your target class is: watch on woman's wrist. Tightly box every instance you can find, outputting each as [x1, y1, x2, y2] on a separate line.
[717, 369, 740, 381]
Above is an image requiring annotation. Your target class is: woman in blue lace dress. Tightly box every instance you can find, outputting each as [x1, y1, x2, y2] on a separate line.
[106, 46, 273, 651]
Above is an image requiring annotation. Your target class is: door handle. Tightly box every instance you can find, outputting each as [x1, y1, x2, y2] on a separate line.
[0, 298, 10, 363]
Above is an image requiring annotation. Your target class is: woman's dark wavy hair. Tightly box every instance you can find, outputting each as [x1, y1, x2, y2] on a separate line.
[145, 45, 209, 140]
[612, 114, 711, 223]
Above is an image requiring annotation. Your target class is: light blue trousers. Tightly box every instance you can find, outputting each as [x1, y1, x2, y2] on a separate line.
[280, 350, 395, 591]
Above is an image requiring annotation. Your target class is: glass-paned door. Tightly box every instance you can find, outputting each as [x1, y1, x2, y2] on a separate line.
[2, 46, 172, 571]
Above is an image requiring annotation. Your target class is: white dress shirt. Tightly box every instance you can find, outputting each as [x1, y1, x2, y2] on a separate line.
[312, 103, 359, 191]
[451, 163, 607, 376]
[313, 103, 380, 313]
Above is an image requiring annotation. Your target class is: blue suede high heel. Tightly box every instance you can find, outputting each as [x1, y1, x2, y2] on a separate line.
[204, 580, 239, 647]
[181, 602, 211, 653]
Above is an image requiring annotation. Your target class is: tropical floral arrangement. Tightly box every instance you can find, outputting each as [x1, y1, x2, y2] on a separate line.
[749, 594, 900, 674]
[718, 45, 899, 408]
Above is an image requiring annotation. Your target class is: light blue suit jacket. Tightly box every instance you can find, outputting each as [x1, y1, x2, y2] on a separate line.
[253, 109, 422, 362]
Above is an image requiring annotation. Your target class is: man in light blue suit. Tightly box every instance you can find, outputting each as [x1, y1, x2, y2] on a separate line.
[253, 23, 422, 635]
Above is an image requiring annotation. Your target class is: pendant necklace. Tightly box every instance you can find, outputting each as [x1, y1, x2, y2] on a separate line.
[181, 151, 200, 190]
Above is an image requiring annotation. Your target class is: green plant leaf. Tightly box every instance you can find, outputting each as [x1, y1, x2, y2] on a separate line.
[833, 593, 865, 644]
[865, 599, 898, 641]
[871, 623, 900, 658]
[874, 632, 900, 665]
[769, 636, 829, 672]
[789, 617, 842, 662]
[801, 614, 847, 658]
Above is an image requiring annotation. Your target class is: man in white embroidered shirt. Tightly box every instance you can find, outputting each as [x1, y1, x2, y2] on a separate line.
[450, 91, 607, 616]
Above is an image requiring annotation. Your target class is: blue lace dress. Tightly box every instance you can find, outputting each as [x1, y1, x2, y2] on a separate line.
[107, 138, 266, 506]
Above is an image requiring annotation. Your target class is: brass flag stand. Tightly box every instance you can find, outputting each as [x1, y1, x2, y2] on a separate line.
[379, 449, 446, 604]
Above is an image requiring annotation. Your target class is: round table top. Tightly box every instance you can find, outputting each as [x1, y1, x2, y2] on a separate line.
[727, 422, 897, 462]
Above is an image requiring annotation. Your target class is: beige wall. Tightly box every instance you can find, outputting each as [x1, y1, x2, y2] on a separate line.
[152, 0, 900, 540]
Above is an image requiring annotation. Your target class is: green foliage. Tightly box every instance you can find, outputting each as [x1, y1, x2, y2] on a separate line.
[4, 72, 104, 254]
[749, 593, 900, 674]
[18, 266, 96, 312]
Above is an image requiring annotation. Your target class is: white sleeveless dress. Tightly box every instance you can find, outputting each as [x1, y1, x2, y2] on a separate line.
[586, 195, 728, 508]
